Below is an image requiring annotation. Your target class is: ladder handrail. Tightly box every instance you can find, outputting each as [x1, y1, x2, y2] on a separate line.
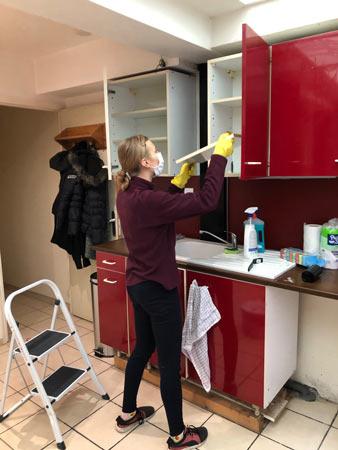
[5, 279, 62, 322]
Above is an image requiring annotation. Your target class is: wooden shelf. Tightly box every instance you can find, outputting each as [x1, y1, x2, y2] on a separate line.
[211, 96, 242, 107]
[55, 123, 106, 150]
[111, 107, 167, 119]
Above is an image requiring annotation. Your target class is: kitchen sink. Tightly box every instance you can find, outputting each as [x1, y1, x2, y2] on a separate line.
[175, 238, 295, 280]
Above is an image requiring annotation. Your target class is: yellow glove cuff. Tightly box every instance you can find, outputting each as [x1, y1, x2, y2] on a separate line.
[171, 163, 195, 189]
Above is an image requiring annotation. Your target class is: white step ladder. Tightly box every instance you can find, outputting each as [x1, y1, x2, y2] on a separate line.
[0, 279, 110, 450]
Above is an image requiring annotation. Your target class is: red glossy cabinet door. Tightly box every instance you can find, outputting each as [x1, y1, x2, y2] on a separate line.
[241, 24, 270, 179]
[186, 271, 266, 407]
[270, 30, 338, 176]
[128, 269, 186, 376]
[97, 268, 128, 354]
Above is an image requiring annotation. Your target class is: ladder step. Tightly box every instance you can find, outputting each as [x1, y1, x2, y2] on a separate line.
[15, 329, 71, 359]
[32, 366, 86, 399]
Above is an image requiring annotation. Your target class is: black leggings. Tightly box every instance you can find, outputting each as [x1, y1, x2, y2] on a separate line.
[122, 280, 185, 436]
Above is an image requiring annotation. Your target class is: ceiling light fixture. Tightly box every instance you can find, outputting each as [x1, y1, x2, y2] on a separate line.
[239, 0, 267, 5]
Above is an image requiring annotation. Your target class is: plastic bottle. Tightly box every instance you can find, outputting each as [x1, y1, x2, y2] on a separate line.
[243, 207, 258, 259]
[244, 208, 265, 254]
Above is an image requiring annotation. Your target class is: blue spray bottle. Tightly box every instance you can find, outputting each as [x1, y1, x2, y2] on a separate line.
[243, 207, 265, 253]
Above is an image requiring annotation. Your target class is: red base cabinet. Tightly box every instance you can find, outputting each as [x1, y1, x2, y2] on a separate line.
[186, 271, 299, 409]
[97, 267, 129, 354]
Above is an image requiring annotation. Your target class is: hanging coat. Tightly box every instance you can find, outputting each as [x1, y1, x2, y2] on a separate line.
[182, 279, 221, 392]
[50, 141, 108, 269]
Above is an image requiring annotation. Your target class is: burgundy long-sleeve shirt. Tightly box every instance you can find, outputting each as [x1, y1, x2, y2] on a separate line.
[116, 155, 227, 290]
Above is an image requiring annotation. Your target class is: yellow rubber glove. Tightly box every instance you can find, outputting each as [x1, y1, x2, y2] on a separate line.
[213, 132, 235, 158]
[171, 162, 195, 189]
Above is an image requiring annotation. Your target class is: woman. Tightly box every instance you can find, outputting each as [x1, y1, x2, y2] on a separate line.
[114, 133, 234, 449]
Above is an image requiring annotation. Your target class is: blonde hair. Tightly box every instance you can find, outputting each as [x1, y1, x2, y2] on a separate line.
[116, 135, 149, 191]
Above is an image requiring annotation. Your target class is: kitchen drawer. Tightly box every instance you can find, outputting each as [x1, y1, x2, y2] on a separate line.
[96, 251, 126, 273]
[97, 268, 128, 353]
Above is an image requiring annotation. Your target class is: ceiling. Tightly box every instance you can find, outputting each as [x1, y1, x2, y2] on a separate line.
[182, 0, 245, 17]
[0, 3, 98, 58]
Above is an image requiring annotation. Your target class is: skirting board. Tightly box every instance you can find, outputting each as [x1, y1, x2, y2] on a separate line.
[114, 355, 264, 433]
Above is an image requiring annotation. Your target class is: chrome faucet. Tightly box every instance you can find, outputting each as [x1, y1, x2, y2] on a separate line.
[199, 230, 237, 251]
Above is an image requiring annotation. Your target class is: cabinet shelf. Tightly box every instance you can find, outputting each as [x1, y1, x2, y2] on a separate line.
[211, 96, 242, 107]
[209, 53, 242, 71]
[112, 136, 167, 144]
[111, 107, 167, 119]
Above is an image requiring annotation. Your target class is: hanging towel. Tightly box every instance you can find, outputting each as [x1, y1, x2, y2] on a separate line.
[182, 279, 221, 392]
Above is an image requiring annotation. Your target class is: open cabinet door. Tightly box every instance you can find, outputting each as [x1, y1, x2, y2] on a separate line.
[241, 24, 270, 179]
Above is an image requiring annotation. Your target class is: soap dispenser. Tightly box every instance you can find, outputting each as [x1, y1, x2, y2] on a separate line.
[244, 207, 258, 259]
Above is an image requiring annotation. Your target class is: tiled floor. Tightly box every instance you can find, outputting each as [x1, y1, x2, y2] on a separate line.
[1, 290, 338, 449]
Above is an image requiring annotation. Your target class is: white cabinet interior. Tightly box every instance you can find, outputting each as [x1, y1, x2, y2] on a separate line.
[208, 53, 242, 176]
[104, 70, 197, 179]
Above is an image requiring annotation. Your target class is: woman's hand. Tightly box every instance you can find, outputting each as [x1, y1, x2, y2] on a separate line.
[171, 162, 195, 189]
[213, 132, 234, 158]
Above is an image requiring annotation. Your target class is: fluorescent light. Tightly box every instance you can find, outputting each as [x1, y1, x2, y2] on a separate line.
[240, 0, 267, 4]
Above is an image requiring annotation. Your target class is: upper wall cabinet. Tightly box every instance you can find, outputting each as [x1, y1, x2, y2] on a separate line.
[207, 24, 269, 179]
[104, 69, 197, 179]
[270, 30, 338, 177]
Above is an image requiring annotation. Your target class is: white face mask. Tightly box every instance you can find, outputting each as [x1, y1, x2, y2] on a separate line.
[153, 152, 164, 176]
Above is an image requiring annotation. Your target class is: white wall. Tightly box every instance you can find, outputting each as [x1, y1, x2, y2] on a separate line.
[212, 0, 338, 52]
[294, 293, 338, 402]
[0, 106, 70, 299]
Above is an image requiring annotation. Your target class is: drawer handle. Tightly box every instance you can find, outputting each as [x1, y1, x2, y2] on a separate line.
[244, 161, 262, 165]
[103, 278, 117, 285]
[102, 260, 117, 265]
[335, 160, 338, 163]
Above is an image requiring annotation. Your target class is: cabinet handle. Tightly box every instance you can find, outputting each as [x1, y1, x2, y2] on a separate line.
[335, 160, 338, 163]
[103, 278, 117, 285]
[102, 260, 117, 265]
[244, 162, 262, 165]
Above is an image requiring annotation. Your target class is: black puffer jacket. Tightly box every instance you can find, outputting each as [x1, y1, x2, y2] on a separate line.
[50, 141, 108, 269]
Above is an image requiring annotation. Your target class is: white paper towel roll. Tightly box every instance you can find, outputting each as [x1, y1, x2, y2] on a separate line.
[303, 224, 322, 254]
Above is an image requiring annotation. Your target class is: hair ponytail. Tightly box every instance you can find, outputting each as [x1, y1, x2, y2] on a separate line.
[116, 169, 130, 192]
[116, 135, 149, 192]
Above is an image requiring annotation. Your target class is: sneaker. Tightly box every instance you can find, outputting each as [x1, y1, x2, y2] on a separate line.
[115, 406, 155, 433]
[167, 425, 208, 449]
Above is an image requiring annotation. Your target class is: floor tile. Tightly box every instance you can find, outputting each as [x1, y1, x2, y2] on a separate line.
[18, 310, 50, 327]
[44, 429, 101, 449]
[0, 392, 41, 434]
[0, 352, 25, 375]
[250, 435, 292, 449]
[263, 409, 329, 450]
[0, 379, 16, 398]
[35, 385, 108, 428]
[73, 355, 111, 379]
[42, 345, 82, 370]
[1, 408, 69, 450]
[0, 343, 9, 355]
[331, 414, 338, 429]
[89, 352, 115, 365]
[201, 413, 257, 450]
[74, 401, 125, 449]
[72, 317, 94, 331]
[10, 362, 52, 392]
[287, 397, 338, 425]
[149, 400, 212, 433]
[29, 317, 69, 333]
[113, 379, 163, 410]
[0, 437, 13, 449]
[68, 333, 95, 354]
[111, 422, 168, 449]
[320, 427, 338, 450]
[83, 367, 125, 399]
